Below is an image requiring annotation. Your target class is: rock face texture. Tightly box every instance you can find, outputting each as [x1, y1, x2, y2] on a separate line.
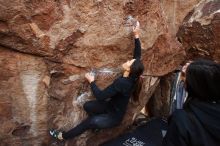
[0, 0, 208, 145]
[0, 48, 49, 145]
[146, 74, 173, 118]
[160, 0, 201, 35]
[177, 0, 220, 62]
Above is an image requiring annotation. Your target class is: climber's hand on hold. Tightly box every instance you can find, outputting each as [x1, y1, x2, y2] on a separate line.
[133, 21, 140, 38]
[85, 72, 95, 83]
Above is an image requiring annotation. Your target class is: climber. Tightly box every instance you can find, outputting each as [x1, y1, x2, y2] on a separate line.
[163, 59, 220, 146]
[49, 20, 144, 141]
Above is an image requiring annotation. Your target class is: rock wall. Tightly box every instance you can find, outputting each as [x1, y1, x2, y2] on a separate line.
[0, 0, 205, 146]
[177, 0, 220, 62]
[161, 0, 201, 35]
[0, 48, 49, 145]
[146, 74, 173, 118]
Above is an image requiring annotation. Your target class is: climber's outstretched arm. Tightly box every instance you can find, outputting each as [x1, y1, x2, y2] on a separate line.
[132, 21, 141, 60]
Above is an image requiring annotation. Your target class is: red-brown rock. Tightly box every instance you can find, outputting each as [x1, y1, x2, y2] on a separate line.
[161, 0, 201, 35]
[177, 0, 220, 62]
[0, 0, 202, 145]
[0, 48, 49, 145]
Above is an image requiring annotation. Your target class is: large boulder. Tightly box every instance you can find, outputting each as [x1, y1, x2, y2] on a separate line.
[0, 0, 202, 145]
[160, 0, 201, 35]
[177, 0, 220, 62]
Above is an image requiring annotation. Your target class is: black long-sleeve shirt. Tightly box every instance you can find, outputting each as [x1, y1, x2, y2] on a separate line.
[133, 38, 141, 59]
[90, 38, 141, 120]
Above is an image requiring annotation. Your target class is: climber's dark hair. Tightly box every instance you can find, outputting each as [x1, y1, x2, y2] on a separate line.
[185, 59, 220, 101]
[130, 59, 144, 102]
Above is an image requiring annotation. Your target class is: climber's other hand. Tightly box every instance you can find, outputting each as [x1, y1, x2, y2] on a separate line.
[85, 72, 95, 83]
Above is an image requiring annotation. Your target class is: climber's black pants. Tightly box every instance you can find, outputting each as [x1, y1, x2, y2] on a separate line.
[62, 100, 120, 140]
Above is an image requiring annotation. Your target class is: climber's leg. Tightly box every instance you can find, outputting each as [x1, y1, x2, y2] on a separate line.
[83, 100, 109, 116]
[62, 114, 119, 140]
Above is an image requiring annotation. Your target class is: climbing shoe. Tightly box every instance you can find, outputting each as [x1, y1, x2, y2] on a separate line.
[93, 128, 100, 133]
[49, 129, 63, 140]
